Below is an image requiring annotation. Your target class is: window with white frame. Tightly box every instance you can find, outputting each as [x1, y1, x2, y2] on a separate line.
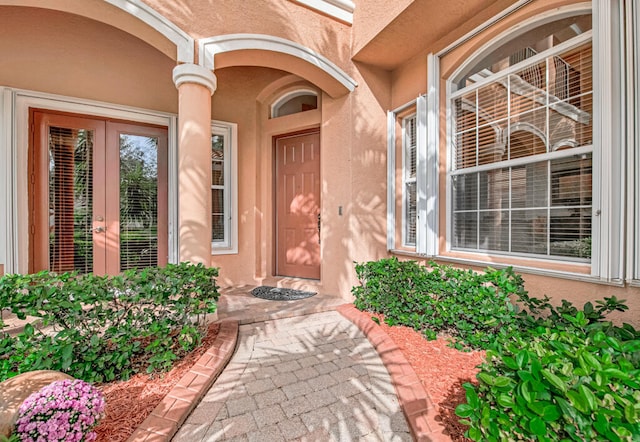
[449, 13, 594, 261]
[387, 95, 432, 255]
[211, 122, 237, 253]
[271, 90, 318, 118]
[403, 114, 417, 246]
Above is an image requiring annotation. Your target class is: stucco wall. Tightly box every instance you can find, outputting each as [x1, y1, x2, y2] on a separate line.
[523, 275, 640, 327]
[143, 0, 353, 71]
[351, 0, 414, 56]
[0, 6, 177, 112]
[348, 65, 391, 267]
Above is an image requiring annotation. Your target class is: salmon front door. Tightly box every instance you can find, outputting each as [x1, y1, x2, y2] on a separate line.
[30, 111, 168, 275]
[275, 131, 321, 279]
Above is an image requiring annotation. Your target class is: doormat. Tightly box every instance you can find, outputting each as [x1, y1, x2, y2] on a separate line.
[251, 286, 317, 301]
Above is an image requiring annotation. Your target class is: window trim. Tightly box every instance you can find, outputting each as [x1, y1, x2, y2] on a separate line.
[387, 95, 433, 255]
[0, 88, 12, 273]
[386, 109, 397, 251]
[424, 57, 439, 257]
[592, 0, 625, 281]
[631, 0, 640, 283]
[211, 120, 238, 255]
[290, 0, 355, 24]
[447, 3, 594, 84]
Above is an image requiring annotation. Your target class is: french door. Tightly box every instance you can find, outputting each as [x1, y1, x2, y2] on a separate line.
[29, 111, 168, 275]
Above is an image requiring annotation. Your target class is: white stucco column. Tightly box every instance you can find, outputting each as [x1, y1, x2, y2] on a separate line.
[173, 63, 217, 264]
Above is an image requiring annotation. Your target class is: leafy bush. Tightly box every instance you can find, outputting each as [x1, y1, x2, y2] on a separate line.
[352, 258, 526, 349]
[350, 258, 640, 440]
[516, 290, 632, 336]
[456, 294, 639, 441]
[456, 322, 640, 441]
[0, 262, 219, 383]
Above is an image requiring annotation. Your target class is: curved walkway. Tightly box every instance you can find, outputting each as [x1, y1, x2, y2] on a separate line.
[173, 310, 412, 441]
[128, 289, 447, 441]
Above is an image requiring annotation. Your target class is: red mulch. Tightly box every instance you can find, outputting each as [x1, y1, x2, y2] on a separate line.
[371, 313, 485, 442]
[94, 323, 220, 442]
[92, 315, 483, 441]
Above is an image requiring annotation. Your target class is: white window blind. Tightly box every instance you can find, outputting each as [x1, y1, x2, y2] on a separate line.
[211, 133, 225, 243]
[48, 127, 94, 273]
[118, 134, 160, 271]
[450, 30, 593, 261]
[403, 115, 417, 246]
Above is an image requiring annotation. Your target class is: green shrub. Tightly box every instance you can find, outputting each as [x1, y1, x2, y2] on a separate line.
[352, 258, 526, 349]
[0, 262, 219, 383]
[456, 323, 640, 441]
[456, 294, 639, 441]
[350, 258, 640, 440]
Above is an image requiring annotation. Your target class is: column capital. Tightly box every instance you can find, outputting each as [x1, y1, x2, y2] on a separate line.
[172, 63, 217, 95]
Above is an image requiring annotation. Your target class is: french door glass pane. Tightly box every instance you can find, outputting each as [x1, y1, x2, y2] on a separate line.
[48, 127, 94, 274]
[119, 134, 158, 270]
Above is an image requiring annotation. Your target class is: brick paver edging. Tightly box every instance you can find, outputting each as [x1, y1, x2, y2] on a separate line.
[127, 320, 239, 442]
[337, 304, 451, 442]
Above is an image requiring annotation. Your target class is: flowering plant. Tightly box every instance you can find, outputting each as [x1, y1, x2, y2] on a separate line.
[14, 379, 106, 442]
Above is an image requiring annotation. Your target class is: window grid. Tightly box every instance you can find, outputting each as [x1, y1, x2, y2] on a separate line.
[451, 37, 593, 261]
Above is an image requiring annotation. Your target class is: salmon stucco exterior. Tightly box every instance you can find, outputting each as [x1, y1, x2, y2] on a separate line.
[0, 0, 639, 326]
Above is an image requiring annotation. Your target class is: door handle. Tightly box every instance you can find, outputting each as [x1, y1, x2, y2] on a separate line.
[317, 213, 321, 244]
[93, 226, 106, 233]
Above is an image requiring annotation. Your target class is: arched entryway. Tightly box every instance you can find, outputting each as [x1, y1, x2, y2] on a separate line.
[0, 2, 189, 274]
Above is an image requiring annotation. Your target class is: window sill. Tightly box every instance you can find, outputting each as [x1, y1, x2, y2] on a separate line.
[211, 247, 238, 256]
[435, 254, 624, 287]
[628, 279, 640, 288]
[390, 249, 625, 287]
[389, 249, 423, 259]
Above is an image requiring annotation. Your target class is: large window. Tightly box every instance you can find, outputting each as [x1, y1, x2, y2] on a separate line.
[211, 122, 238, 254]
[449, 14, 593, 261]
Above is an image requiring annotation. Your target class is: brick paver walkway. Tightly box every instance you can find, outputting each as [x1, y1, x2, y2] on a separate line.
[173, 311, 412, 441]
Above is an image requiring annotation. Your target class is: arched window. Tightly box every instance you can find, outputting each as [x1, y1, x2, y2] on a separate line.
[449, 10, 593, 261]
[271, 89, 318, 118]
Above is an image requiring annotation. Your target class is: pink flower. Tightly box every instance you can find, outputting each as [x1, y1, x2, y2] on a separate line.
[15, 379, 105, 442]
